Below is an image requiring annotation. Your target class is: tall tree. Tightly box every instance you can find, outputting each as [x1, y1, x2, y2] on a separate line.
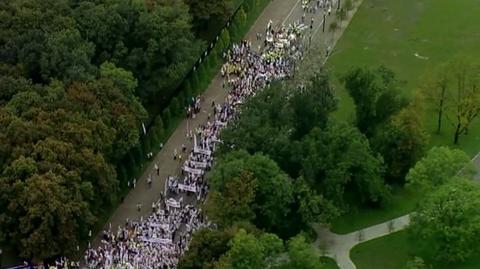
[418, 63, 450, 134]
[214, 229, 283, 269]
[283, 234, 324, 269]
[185, 0, 234, 34]
[300, 123, 390, 207]
[342, 66, 408, 137]
[405, 146, 471, 191]
[208, 151, 294, 233]
[131, 0, 201, 100]
[445, 58, 480, 144]
[371, 103, 429, 183]
[409, 179, 480, 264]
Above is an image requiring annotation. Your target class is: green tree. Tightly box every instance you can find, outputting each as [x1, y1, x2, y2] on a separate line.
[445, 59, 480, 144]
[185, 0, 234, 33]
[300, 123, 390, 207]
[289, 71, 337, 139]
[206, 171, 257, 226]
[72, 1, 128, 64]
[130, 0, 201, 100]
[40, 29, 96, 83]
[99, 61, 138, 94]
[372, 104, 429, 183]
[215, 229, 283, 269]
[284, 234, 324, 269]
[409, 179, 480, 264]
[208, 151, 294, 232]
[406, 146, 471, 191]
[418, 63, 450, 134]
[342, 66, 408, 137]
[178, 228, 235, 269]
[294, 177, 340, 225]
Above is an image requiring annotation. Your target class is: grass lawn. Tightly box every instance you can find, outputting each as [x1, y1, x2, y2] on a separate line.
[323, 0, 480, 234]
[350, 230, 480, 269]
[326, 0, 480, 156]
[321, 257, 340, 269]
[331, 187, 420, 234]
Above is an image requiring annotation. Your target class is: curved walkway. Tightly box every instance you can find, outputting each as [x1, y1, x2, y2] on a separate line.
[312, 153, 480, 269]
[312, 215, 410, 269]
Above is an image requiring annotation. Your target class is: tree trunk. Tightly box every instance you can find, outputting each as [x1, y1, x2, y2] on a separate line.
[436, 85, 447, 134]
[436, 105, 443, 134]
[453, 123, 462, 144]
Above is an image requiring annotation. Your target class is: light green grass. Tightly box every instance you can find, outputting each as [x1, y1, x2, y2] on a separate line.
[327, 0, 480, 156]
[350, 230, 480, 269]
[331, 187, 420, 234]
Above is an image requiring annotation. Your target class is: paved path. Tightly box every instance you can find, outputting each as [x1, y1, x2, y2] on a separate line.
[313, 152, 480, 269]
[312, 215, 410, 269]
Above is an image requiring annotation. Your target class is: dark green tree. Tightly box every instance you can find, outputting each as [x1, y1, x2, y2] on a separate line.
[342, 66, 408, 137]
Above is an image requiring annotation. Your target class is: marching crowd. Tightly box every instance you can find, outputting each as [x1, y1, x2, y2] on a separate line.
[41, 4, 326, 269]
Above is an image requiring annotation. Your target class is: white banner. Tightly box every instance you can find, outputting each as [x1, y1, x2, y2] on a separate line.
[183, 166, 204, 175]
[191, 161, 208, 168]
[193, 147, 211, 156]
[150, 223, 170, 230]
[178, 184, 197, 193]
[166, 198, 180, 208]
[139, 237, 173, 245]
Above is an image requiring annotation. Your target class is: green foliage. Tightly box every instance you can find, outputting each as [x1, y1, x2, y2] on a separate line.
[185, 0, 234, 33]
[342, 66, 409, 138]
[409, 179, 480, 264]
[406, 146, 471, 191]
[40, 28, 96, 84]
[178, 228, 236, 269]
[284, 235, 324, 269]
[300, 123, 390, 207]
[294, 177, 340, 225]
[219, 29, 231, 52]
[214, 229, 283, 269]
[207, 151, 294, 233]
[371, 104, 430, 183]
[162, 107, 172, 129]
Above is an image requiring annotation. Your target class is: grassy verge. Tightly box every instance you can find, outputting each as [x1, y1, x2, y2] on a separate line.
[326, 0, 480, 156]
[321, 257, 340, 269]
[350, 230, 480, 269]
[331, 187, 420, 234]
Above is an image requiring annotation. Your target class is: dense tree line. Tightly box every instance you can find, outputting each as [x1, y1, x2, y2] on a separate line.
[0, 0, 236, 261]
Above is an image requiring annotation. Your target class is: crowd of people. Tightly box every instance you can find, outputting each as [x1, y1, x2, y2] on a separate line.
[43, 15, 309, 269]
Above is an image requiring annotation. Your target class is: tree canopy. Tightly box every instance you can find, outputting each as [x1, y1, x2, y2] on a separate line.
[342, 66, 408, 138]
[406, 146, 471, 191]
[409, 179, 480, 264]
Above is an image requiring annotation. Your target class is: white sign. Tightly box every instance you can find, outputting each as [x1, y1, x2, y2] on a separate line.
[139, 237, 173, 245]
[193, 147, 211, 156]
[166, 198, 180, 208]
[150, 223, 170, 230]
[183, 166, 204, 175]
[192, 161, 208, 168]
[178, 184, 197, 193]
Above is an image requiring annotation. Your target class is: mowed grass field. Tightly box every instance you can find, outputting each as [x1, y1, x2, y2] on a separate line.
[327, 0, 480, 156]
[350, 230, 480, 269]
